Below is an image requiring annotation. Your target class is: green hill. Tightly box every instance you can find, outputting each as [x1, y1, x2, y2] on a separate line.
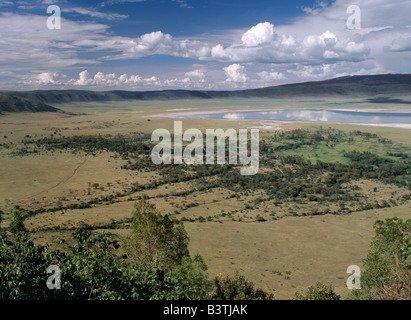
[1, 74, 411, 111]
[0, 92, 61, 115]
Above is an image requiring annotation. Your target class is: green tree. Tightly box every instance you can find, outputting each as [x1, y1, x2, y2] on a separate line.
[170, 254, 211, 300]
[9, 211, 26, 234]
[293, 281, 340, 300]
[0, 227, 210, 300]
[0, 202, 209, 300]
[212, 271, 274, 300]
[351, 217, 410, 300]
[47, 228, 127, 300]
[123, 195, 190, 270]
[0, 232, 51, 300]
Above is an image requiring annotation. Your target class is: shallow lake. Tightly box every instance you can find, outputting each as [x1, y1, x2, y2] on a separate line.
[155, 109, 411, 127]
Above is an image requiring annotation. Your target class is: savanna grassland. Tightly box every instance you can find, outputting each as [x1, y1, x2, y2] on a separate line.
[0, 97, 410, 299]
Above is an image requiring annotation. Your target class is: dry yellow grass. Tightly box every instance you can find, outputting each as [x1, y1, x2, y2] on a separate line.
[1, 98, 410, 300]
[185, 202, 411, 299]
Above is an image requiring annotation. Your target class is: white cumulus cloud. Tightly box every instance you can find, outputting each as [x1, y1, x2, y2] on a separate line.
[257, 71, 286, 81]
[223, 64, 247, 83]
[241, 22, 275, 47]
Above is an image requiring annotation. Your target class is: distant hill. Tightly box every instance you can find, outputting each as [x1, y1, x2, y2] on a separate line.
[5, 89, 212, 104]
[1, 74, 411, 112]
[239, 73, 411, 98]
[0, 92, 60, 115]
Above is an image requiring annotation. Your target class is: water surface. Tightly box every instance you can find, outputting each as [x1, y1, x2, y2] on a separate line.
[154, 109, 411, 128]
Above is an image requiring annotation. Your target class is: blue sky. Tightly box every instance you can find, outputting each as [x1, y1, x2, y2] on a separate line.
[1, 0, 411, 90]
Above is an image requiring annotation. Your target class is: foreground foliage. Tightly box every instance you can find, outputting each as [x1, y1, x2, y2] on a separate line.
[293, 282, 340, 300]
[351, 217, 411, 300]
[0, 198, 271, 300]
[123, 196, 190, 270]
[0, 198, 409, 300]
[0, 228, 210, 300]
[213, 271, 274, 300]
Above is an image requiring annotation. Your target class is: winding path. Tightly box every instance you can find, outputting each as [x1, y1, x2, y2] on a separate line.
[26, 157, 88, 200]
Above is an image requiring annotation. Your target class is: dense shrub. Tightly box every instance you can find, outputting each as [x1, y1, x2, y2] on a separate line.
[293, 282, 340, 300]
[213, 271, 274, 300]
[351, 218, 411, 300]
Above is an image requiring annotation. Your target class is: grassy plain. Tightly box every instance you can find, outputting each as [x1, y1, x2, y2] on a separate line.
[0, 97, 410, 299]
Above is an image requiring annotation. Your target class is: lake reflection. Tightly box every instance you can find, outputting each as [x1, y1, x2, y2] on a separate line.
[161, 109, 411, 126]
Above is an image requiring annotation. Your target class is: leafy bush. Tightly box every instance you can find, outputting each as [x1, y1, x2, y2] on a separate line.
[293, 281, 340, 300]
[0, 233, 51, 300]
[0, 199, 211, 300]
[351, 217, 410, 300]
[212, 271, 274, 300]
[9, 211, 26, 234]
[0, 228, 212, 300]
[123, 195, 190, 270]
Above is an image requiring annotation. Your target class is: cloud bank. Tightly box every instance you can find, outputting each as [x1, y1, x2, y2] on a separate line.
[1, 0, 411, 90]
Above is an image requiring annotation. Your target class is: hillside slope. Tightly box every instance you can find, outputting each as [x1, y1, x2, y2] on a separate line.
[3, 74, 411, 107]
[0, 92, 61, 115]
